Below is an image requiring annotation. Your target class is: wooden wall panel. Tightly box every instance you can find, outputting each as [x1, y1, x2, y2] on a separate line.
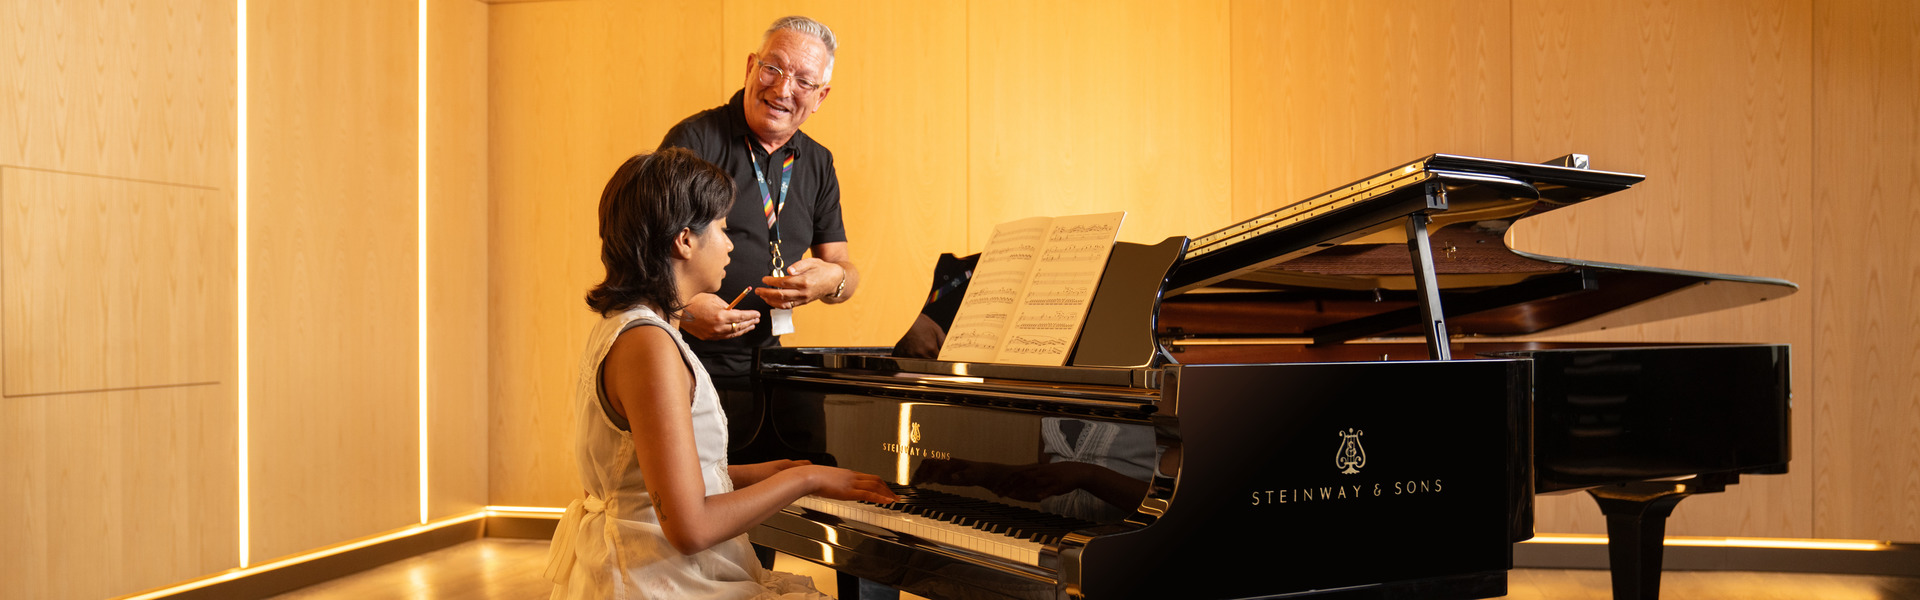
[719, 2, 971, 349]
[0, 387, 237, 600]
[0, 0, 234, 187]
[0, 1, 239, 596]
[248, 0, 420, 562]
[428, 0, 492, 521]
[488, 0, 723, 507]
[1511, 0, 1815, 538]
[967, 0, 1233, 249]
[2, 171, 232, 397]
[1812, 0, 1920, 542]
[0, 395, 47, 599]
[1231, 0, 1513, 221]
[475, 1, 1920, 549]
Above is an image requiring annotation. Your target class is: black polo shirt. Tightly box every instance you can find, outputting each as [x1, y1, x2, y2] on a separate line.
[658, 89, 847, 378]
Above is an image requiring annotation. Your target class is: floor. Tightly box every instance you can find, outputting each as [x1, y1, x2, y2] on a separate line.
[266, 538, 1920, 600]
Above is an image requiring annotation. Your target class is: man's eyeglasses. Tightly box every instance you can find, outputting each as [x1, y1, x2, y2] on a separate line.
[755, 60, 825, 94]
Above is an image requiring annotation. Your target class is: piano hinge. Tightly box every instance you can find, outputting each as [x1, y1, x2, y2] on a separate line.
[1158, 328, 1189, 354]
[1542, 153, 1591, 169]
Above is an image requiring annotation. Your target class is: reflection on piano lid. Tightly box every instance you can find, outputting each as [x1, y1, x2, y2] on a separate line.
[754, 350, 1530, 600]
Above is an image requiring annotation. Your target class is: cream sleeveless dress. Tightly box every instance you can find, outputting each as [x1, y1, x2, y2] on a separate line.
[545, 305, 829, 600]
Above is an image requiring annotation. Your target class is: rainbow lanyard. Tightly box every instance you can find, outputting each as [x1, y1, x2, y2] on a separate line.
[745, 137, 795, 277]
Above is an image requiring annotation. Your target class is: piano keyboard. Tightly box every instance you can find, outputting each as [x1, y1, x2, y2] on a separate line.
[789, 485, 1100, 567]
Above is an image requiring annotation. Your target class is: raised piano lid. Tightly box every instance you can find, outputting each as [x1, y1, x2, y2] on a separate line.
[1161, 153, 1799, 341]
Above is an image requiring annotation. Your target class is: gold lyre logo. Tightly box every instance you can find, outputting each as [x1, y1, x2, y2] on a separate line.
[1335, 428, 1367, 475]
[910, 422, 923, 444]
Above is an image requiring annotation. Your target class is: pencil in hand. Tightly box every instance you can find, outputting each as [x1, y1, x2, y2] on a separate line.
[726, 287, 752, 309]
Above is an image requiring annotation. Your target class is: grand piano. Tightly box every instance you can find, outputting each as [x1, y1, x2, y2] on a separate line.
[743, 154, 1794, 600]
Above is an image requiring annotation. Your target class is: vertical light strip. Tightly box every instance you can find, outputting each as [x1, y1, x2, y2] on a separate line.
[236, 0, 251, 568]
[417, 0, 430, 525]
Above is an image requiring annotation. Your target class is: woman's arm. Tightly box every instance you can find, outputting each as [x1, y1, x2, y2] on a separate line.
[605, 326, 895, 555]
[729, 459, 810, 488]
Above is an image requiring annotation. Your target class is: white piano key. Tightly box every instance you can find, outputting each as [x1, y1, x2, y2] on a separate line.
[790, 496, 1043, 565]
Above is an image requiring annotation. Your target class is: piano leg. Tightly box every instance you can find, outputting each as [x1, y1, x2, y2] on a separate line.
[1584, 476, 1732, 600]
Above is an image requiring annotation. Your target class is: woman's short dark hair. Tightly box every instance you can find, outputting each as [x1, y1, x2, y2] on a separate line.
[585, 148, 735, 317]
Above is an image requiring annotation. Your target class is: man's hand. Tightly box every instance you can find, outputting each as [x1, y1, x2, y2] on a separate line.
[680, 292, 761, 341]
[756, 258, 846, 309]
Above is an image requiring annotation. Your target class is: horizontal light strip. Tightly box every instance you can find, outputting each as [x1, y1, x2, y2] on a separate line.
[486, 505, 567, 516]
[1527, 534, 1890, 551]
[114, 511, 486, 600]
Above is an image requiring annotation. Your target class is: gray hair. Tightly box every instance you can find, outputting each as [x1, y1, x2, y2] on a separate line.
[764, 16, 837, 83]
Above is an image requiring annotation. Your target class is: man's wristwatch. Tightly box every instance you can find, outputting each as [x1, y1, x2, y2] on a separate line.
[829, 275, 847, 299]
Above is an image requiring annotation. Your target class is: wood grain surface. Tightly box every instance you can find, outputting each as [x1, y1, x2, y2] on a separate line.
[427, 0, 494, 523]
[246, 0, 421, 564]
[1509, 0, 1818, 539]
[486, 0, 723, 508]
[1811, 0, 1920, 542]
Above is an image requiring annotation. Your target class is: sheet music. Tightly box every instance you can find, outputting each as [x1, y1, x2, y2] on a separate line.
[938, 212, 1125, 366]
[938, 217, 1048, 363]
[997, 212, 1124, 365]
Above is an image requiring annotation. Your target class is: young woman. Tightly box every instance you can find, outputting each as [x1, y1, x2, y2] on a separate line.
[546, 149, 897, 599]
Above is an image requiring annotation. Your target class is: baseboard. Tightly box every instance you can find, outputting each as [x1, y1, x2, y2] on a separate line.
[1516, 538, 1920, 577]
[485, 510, 562, 540]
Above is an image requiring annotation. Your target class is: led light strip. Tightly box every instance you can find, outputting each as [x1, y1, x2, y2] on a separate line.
[486, 505, 569, 517]
[1527, 534, 1889, 552]
[417, 0, 431, 527]
[117, 511, 486, 600]
[236, 0, 251, 569]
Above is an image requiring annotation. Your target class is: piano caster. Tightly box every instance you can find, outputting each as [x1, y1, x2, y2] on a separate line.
[1585, 475, 1734, 600]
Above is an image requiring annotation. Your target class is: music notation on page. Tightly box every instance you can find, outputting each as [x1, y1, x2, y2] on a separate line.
[938, 211, 1126, 366]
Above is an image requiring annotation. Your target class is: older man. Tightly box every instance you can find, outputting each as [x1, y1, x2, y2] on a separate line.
[659, 14, 858, 450]
[657, 16, 892, 598]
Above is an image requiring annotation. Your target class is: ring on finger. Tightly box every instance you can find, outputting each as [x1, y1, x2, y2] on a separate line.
[730, 321, 738, 333]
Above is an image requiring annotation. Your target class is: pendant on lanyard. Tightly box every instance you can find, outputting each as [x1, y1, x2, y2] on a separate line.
[745, 137, 795, 277]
